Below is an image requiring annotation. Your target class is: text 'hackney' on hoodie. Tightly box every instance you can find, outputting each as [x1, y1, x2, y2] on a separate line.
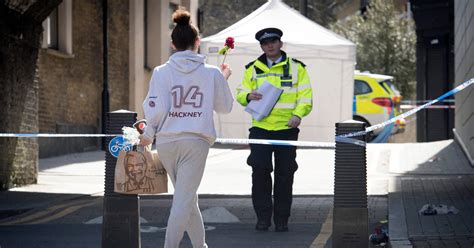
[143, 50, 234, 145]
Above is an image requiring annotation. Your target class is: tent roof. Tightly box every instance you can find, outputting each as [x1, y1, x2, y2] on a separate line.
[201, 0, 355, 48]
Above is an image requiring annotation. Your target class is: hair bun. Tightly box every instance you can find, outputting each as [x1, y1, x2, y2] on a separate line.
[172, 8, 191, 26]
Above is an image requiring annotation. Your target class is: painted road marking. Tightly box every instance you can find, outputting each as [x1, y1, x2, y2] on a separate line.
[84, 216, 149, 224]
[0, 198, 98, 225]
[310, 208, 333, 248]
[201, 207, 240, 223]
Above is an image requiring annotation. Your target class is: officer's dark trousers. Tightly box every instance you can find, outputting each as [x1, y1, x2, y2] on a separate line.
[247, 127, 299, 225]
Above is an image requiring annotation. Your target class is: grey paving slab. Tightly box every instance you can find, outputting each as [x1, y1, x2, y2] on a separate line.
[422, 178, 453, 236]
[452, 178, 474, 232]
[404, 179, 425, 236]
[388, 178, 411, 245]
[392, 176, 474, 248]
[432, 178, 469, 236]
[441, 178, 474, 234]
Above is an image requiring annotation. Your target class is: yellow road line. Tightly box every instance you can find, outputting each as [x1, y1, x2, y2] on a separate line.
[27, 201, 97, 224]
[0, 199, 94, 225]
[310, 208, 333, 248]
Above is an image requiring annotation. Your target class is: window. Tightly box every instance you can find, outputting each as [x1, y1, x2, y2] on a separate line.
[354, 80, 372, 95]
[42, 0, 73, 55]
[46, 8, 58, 49]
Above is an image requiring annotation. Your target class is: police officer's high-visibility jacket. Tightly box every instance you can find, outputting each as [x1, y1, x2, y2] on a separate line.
[236, 52, 313, 131]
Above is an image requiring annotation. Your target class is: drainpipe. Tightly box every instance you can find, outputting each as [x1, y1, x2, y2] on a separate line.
[102, 0, 109, 148]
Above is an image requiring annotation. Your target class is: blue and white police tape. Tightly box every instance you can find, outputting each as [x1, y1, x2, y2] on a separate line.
[342, 77, 473, 138]
[216, 136, 366, 148]
[215, 138, 336, 148]
[1, 78, 472, 148]
[0, 132, 350, 148]
[0, 133, 117, 138]
[0, 133, 339, 148]
[400, 104, 455, 109]
[401, 99, 454, 104]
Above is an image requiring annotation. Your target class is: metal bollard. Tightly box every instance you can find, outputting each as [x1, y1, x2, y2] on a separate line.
[332, 120, 368, 248]
[102, 110, 140, 248]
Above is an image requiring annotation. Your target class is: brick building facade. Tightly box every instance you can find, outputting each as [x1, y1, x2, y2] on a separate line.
[37, 0, 129, 157]
[37, 0, 197, 158]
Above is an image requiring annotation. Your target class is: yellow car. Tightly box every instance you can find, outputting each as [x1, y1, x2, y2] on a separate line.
[362, 72, 406, 133]
[353, 72, 396, 141]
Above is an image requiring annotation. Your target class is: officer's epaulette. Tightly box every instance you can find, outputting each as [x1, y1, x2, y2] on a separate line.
[245, 60, 256, 69]
[291, 58, 306, 67]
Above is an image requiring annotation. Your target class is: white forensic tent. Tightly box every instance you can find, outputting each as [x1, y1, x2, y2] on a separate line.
[200, 0, 356, 142]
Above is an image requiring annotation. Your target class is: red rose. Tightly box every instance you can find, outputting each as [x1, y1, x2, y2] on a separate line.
[225, 37, 235, 49]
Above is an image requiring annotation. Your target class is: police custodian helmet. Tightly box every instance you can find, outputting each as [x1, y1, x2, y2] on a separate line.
[255, 27, 283, 44]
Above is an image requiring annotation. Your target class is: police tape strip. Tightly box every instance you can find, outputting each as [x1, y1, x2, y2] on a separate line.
[215, 138, 336, 148]
[401, 99, 455, 104]
[0, 133, 340, 148]
[400, 104, 455, 109]
[342, 77, 473, 138]
[0, 133, 117, 138]
[0, 78, 472, 148]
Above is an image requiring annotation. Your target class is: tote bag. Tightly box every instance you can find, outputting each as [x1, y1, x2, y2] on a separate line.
[114, 146, 168, 194]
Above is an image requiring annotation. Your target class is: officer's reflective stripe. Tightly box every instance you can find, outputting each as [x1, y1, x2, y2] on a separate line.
[297, 84, 311, 91]
[256, 73, 284, 78]
[251, 67, 256, 81]
[274, 103, 296, 109]
[291, 60, 298, 85]
[297, 98, 312, 104]
[282, 83, 312, 93]
[237, 85, 251, 93]
[283, 87, 297, 93]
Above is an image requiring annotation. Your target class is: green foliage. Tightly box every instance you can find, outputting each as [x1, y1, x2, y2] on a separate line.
[330, 0, 416, 98]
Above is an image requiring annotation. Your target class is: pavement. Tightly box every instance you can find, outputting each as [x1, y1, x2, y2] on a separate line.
[0, 139, 473, 247]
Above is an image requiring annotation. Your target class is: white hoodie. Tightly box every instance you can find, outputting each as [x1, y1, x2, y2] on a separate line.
[143, 50, 233, 145]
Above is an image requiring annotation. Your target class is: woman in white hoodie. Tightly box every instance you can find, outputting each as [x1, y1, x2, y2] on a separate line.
[139, 8, 233, 248]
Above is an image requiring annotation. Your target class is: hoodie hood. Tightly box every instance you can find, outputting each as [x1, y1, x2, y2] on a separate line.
[168, 50, 205, 74]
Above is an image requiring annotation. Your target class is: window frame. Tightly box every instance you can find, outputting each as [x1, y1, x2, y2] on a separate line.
[42, 0, 73, 56]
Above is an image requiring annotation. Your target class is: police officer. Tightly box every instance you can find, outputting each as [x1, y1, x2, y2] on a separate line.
[236, 27, 313, 232]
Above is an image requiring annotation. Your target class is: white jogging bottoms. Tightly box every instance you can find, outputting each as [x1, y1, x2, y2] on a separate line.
[157, 139, 210, 248]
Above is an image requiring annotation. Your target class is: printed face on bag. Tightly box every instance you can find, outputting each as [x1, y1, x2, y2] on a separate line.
[125, 153, 146, 181]
[115, 150, 168, 194]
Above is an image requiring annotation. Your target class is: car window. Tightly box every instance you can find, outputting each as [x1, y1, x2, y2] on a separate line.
[378, 81, 392, 94]
[379, 80, 400, 95]
[354, 80, 372, 95]
[386, 81, 401, 95]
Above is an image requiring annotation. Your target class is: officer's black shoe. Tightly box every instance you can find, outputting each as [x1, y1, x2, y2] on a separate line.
[255, 220, 271, 231]
[275, 224, 289, 232]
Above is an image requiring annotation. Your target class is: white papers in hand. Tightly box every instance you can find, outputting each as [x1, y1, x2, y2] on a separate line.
[245, 81, 283, 121]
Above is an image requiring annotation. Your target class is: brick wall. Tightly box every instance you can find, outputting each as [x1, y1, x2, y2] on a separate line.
[0, 26, 42, 189]
[108, 0, 129, 112]
[38, 0, 129, 157]
[454, 0, 474, 165]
